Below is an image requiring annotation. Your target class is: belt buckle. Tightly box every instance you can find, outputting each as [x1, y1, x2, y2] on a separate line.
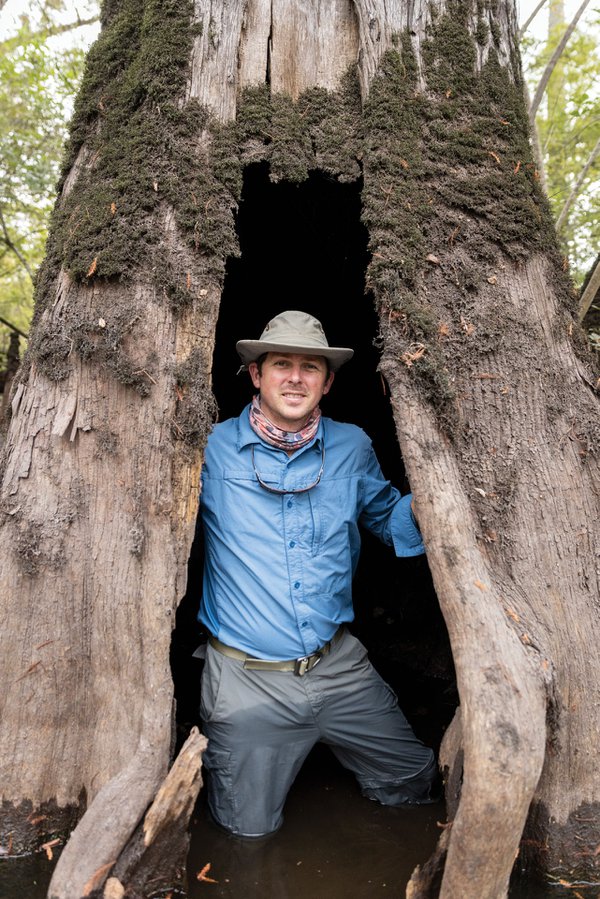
[294, 653, 321, 676]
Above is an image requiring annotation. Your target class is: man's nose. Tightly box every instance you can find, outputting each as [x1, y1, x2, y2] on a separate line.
[287, 367, 303, 382]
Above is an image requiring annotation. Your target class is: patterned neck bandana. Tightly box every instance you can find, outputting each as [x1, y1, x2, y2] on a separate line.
[249, 395, 321, 451]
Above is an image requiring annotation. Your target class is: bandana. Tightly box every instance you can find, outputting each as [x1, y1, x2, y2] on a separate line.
[249, 395, 321, 451]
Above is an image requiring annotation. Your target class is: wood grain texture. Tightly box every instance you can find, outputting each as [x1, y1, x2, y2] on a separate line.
[270, 0, 359, 99]
[188, 0, 248, 119]
[382, 253, 600, 897]
[238, 0, 272, 87]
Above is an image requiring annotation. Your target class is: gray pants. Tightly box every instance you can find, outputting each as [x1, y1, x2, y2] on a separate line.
[200, 629, 437, 837]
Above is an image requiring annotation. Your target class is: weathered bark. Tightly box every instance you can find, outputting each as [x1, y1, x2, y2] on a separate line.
[1, 2, 598, 898]
[0, 330, 22, 420]
[383, 250, 599, 896]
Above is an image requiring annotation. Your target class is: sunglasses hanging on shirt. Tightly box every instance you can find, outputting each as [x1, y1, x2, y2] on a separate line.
[251, 444, 325, 495]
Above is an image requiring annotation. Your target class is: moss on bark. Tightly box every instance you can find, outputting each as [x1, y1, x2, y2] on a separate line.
[29, 1, 587, 440]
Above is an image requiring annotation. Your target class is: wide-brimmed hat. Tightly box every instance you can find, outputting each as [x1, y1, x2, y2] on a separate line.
[236, 311, 354, 372]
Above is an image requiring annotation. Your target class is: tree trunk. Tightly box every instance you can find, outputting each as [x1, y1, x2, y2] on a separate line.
[1, 2, 598, 898]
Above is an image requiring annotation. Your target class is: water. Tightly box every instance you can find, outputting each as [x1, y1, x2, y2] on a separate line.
[187, 745, 441, 898]
[187, 745, 575, 899]
[1, 746, 591, 898]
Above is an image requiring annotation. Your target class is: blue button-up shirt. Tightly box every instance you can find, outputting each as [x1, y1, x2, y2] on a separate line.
[198, 405, 425, 660]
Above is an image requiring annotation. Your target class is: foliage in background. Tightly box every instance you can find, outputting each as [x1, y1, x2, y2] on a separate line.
[0, 0, 98, 369]
[522, 10, 600, 288]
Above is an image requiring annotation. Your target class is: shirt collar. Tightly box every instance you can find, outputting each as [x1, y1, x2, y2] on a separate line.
[237, 403, 324, 452]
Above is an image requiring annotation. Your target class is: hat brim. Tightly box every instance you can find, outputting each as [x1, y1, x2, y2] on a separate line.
[236, 340, 354, 372]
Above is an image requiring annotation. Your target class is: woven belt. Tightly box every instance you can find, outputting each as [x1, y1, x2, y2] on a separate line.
[208, 627, 344, 676]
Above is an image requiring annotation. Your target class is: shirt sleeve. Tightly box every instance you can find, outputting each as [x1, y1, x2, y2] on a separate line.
[358, 442, 425, 558]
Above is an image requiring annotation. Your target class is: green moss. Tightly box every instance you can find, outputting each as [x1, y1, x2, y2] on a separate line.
[362, 41, 428, 302]
[100, 0, 121, 28]
[360, 38, 454, 419]
[50, 0, 203, 286]
[32, 0, 241, 389]
[490, 19, 501, 46]
[298, 74, 363, 182]
[31, 2, 578, 443]
[356, 8, 577, 429]
[43, 0, 238, 298]
[236, 74, 362, 184]
[420, 17, 560, 267]
[476, 17, 490, 46]
[236, 84, 272, 144]
[422, 7, 477, 96]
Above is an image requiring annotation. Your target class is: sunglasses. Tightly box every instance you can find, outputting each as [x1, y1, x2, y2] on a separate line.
[251, 444, 325, 494]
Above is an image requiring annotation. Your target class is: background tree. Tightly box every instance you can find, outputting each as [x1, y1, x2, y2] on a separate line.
[0, 1, 98, 372]
[0, 2, 599, 899]
[520, 0, 600, 355]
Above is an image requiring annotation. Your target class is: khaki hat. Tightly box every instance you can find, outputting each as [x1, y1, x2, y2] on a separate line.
[236, 311, 354, 372]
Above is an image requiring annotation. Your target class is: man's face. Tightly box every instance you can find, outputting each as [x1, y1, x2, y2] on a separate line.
[248, 352, 334, 431]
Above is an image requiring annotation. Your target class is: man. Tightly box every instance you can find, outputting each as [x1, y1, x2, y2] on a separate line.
[198, 310, 437, 838]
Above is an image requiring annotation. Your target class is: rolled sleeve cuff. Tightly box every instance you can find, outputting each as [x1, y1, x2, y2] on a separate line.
[391, 494, 426, 557]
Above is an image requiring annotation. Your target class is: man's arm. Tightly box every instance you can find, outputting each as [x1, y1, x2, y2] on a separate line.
[358, 442, 425, 558]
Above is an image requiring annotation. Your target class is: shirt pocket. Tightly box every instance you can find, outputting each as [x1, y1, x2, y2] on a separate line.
[223, 468, 281, 491]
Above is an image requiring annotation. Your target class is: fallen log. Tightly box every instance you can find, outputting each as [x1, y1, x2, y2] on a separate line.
[48, 728, 207, 899]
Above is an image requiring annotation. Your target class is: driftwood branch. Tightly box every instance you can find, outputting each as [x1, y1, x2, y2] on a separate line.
[104, 728, 208, 899]
[48, 728, 207, 899]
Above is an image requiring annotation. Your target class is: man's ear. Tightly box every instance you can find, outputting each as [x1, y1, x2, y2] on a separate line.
[248, 361, 261, 389]
[323, 371, 335, 395]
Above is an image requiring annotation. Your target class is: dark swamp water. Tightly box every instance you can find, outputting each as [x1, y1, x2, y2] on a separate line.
[1, 744, 588, 899]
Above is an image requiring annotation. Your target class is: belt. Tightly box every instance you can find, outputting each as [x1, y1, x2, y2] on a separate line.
[208, 627, 344, 676]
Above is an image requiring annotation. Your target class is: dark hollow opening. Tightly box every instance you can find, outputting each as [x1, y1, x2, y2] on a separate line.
[173, 162, 456, 741]
[171, 163, 457, 893]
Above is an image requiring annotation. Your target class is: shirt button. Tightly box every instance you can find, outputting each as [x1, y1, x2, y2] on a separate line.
[289, 540, 296, 548]
[301, 621, 308, 628]
[287, 500, 293, 508]
[294, 581, 301, 589]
